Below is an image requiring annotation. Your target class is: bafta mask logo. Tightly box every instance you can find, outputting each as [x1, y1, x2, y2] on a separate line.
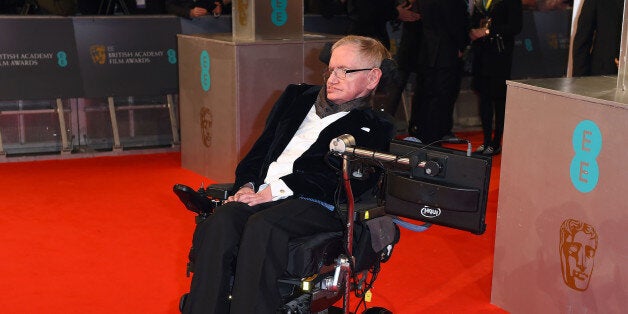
[559, 219, 598, 291]
[89, 45, 106, 65]
[200, 107, 213, 148]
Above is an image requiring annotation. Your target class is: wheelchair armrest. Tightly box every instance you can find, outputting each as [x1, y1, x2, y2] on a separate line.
[203, 183, 234, 200]
[173, 183, 233, 217]
[355, 205, 386, 222]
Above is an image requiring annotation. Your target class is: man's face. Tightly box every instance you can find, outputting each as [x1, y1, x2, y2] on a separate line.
[326, 44, 378, 105]
[561, 230, 597, 291]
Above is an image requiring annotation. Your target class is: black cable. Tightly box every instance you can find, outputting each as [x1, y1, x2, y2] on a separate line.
[352, 262, 382, 313]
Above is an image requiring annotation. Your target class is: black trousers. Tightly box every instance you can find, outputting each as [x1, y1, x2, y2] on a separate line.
[183, 198, 344, 314]
[409, 63, 463, 144]
[473, 75, 507, 147]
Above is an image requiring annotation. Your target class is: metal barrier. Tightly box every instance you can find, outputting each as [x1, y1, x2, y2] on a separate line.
[0, 16, 181, 157]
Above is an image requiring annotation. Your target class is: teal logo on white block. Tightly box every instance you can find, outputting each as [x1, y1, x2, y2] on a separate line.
[200, 50, 210, 91]
[570, 120, 602, 193]
[270, 0, 287, 26]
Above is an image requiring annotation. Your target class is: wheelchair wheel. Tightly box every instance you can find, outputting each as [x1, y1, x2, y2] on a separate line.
[362, 307, 392, 314]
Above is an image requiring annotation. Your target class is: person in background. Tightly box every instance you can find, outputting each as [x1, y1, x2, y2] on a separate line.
[469, 0, 522, 156]
[572, 0, 623, 77]
[408, 0, 469, 144]
[345, 0, 420, 49]
[345, 0, 419, 135]
[181, 35, 395, 314]
[165, 0, 222, 19]
[381, 0, 422, 131]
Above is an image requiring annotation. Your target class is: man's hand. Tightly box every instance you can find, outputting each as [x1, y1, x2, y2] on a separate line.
[189, 7, 208, 18]
[232, 186, 273, 206]
[212, 2, 222, 16]
[470, 28, 489, 41]
[225, 185, 272, 206]
[226, 186, 255, 203]
[396, 3, 421, 22]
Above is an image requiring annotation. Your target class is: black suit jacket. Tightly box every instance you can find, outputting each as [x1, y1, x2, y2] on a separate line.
[346, 0, 399, 49]
[233, 84, 395, 205]
[572, 0, 623, 76]
[471, 0, 523, 78]
[418, 0, 470, 68]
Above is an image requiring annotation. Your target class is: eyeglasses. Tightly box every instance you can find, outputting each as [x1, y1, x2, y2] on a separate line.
[324, 67, 374, 80]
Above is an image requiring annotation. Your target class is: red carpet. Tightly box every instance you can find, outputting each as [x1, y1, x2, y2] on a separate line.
[0, 132, 505, 313]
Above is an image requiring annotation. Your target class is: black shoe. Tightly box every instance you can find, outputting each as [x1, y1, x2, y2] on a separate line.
[482, 145, 501, 156]
[173, 184, 215, 215]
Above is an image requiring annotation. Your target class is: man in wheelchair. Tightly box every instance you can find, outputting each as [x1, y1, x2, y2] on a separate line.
[179, 35, 396, 314]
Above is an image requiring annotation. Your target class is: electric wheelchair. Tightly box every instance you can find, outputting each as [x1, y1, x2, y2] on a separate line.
[174, 135, 492, 313]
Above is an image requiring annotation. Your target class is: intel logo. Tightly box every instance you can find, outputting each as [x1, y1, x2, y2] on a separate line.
[420, 206, 441, 218]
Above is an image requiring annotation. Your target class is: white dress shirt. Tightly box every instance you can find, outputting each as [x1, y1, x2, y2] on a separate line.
[259, 105, 349, 201]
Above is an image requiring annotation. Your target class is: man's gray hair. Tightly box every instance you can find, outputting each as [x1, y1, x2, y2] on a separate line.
[331, 35, 391, 68]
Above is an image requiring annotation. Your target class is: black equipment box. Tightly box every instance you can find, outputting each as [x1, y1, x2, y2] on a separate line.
[385, 140, 492, 235]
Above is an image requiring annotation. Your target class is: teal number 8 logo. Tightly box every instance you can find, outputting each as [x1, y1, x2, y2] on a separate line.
[167, 49, 177, 64]
[200, 50, 210, 91]
[57, 51, 68, 67]
[270, 0, 287, 26]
